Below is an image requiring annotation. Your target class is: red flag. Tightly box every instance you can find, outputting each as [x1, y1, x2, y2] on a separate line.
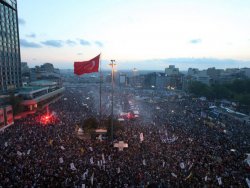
[74, 54, 100, 75]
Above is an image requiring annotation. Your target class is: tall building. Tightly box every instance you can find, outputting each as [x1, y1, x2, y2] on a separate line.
[0, 0, 21, 93]
[119, 73, 127, 87]
[29, 63, 61, 83]
[165, 65, 179, 76]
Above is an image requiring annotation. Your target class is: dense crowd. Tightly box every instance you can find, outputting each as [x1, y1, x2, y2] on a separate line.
[0, 84, 250, 187]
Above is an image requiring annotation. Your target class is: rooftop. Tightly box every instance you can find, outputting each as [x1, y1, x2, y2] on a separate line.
[30, 80, 57, 86]
[19, 86, 47, 93]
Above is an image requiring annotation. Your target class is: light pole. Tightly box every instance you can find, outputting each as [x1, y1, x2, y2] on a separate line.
[151, 85, 155, 102]
[132, 68, 137, 87]
[132, 68, 137, 95]
[110, 60, 116, 142]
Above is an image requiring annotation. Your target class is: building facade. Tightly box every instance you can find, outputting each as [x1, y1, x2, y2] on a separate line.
[119, 73, 127, 87]
[18, 80, 65, 117]
[165, 65, 179, 76]
[0, 0, 21, 93]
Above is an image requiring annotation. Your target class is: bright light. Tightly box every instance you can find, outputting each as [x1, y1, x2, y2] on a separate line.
[39, 113, 54, 125]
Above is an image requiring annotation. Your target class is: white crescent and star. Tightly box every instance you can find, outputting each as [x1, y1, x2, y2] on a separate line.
[84, 60, 96, 70]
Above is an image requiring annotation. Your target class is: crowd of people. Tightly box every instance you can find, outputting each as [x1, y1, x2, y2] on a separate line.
[0, 84, 250, 187]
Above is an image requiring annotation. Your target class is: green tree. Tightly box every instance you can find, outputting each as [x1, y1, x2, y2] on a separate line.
[210, 84, 231, 99]
[228, 79, 247, 94]
[188, 81, 211, 97]
[83, 117, 98, 130]
[188, 79, 250, 108]
[235, 94, 250, 106]
[9, 94, 24, 115]
[103, 117, 124, 140]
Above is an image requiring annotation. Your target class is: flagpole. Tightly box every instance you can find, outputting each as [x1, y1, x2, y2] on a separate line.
[99, 54, 102, 128]
[110, 59, 116, 142]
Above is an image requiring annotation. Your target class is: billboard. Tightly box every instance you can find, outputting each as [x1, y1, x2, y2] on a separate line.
[0, 108, 4, 127]
[5, 106, 14, 126]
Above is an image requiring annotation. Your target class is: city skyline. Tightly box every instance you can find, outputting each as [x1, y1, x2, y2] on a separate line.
[18, 0, 250, 70]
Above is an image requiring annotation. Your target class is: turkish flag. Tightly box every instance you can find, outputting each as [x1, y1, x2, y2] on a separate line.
[74, 54, 100, 75]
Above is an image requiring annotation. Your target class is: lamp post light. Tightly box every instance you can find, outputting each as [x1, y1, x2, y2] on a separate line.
[132, 68, 138, 95]
[109, 60, 116, 142]
[132, 68, 137, 87]
[151, 85, 155, 102]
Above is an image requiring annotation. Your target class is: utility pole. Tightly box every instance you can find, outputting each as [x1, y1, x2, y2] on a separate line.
[132, 68, 137, 94]
[110, 60, 116, 142]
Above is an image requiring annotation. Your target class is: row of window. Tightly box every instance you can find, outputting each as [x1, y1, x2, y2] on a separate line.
[0, 20, 18, 28]
[0, 75, 20, 82]
[0, 35, 19, 42]
[0, 37, 19, 43]
[0, 8, 17, 15]
[0, 36, 19, 45]
[0, 55, 19, 60]
[0, 30, 18, 36]
[0, 17, 15, 27]
[2, 57, 19, 61]
[0, 67, 20, 71]
[0, 30, 19, 37]
[0, 2, 16, 13]
[1, 76, 19, 81]
[0, 19, 18, 26]
[0, 53, 20, 59]
[0, 63, 20, 69]
[0, 49, 19, 55]
[0, 26, 18, 35]
[0, 28, 18, 37]
[0, 40, 18, 46]
[0, 72, 20, 78]
[0, 68, 20, 72]
[0, 81, 21, 87]
[0, 39, 19, 46]
[0, 66, 20, 70]
[2, 73, 18, 79]
[0, 48, 19, 53]
[2, 0, 17, 9]
[0, 15, 17, 22]
[0, 42, 18, 47]
[0, 84, 20, 92]
[0, 43, 19, 50]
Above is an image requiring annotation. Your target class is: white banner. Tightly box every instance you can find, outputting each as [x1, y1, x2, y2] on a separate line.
[70, 163, 77, 171]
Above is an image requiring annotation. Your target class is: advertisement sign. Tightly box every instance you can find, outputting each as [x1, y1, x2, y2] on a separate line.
[5, 106, 14, 126]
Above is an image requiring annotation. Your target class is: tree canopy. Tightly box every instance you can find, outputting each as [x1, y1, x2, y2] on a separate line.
[188, 79, 250, 106]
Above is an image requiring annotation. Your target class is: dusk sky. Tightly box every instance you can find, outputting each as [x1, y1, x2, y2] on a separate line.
[17, 0, 250, 70]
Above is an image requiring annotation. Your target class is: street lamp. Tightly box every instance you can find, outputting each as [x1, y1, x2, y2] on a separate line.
[151, 85, 155, 102]
[109, 60, 116, 142]
[132, 68, 137, 87]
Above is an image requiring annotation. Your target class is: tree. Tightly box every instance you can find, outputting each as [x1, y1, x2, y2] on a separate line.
[235, 94, 250, 106]
[103, 117, 124, 140]
[83, 117, 98, 130]
[188, 79, 250, 108]
[188, 81, 211, 97]
[210, 84, 231, 99]
[228, 79, 247, 94]
[8, 94, 24, 115]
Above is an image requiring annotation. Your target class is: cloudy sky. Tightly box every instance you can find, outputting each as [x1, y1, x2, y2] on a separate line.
[18, 0, 250, 70]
